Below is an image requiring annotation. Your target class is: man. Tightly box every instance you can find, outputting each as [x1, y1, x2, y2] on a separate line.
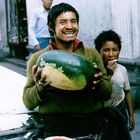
[28, 0, 53, 52]
[23, 3, 112, 139]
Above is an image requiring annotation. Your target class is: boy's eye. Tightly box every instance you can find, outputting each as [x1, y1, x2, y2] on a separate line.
[103, 49, 109, 52]
[113, 49, 119, 51]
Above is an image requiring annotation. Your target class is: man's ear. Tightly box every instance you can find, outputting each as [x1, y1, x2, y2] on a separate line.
[48, 23, 54, 33]
[48, 23, 55, 36]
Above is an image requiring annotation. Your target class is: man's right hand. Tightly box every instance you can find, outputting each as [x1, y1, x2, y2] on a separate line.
[32, 65, 50, 93]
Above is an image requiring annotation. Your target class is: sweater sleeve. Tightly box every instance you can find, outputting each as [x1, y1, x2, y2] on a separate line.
[22, 52, 43, 110]
[85, 48, 112, 100]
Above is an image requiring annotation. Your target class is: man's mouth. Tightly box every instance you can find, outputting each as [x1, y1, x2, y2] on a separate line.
[63, 31, 75, 35]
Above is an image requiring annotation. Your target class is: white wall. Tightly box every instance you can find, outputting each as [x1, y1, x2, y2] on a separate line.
[111, 0, 140, 59]
[26, 0, 140, 59]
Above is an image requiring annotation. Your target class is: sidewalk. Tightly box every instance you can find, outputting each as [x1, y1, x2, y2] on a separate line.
[131, 109, 140, 140]
[3, 57, 26, 69]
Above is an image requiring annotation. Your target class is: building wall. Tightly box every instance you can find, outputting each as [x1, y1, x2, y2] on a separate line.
[0, 0, 9, 59]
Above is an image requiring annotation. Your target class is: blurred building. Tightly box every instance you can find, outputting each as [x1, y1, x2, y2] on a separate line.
[0, 0, 28, 60]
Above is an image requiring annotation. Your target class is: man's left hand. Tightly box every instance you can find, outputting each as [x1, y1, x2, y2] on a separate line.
[92, 63, 103, 89]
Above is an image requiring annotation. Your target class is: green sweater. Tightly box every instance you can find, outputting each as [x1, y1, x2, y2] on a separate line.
[23, 45, 112, 114]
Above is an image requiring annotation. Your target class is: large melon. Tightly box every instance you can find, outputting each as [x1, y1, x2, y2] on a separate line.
[36, 50, 96, 90]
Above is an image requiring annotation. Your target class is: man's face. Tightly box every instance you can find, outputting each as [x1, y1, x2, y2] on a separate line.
[99, 41, 120, 65]
[54, 12, 79, 43]
[42, 0, 53, 9]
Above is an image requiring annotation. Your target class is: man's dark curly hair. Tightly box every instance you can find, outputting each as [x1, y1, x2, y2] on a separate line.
[47, 2, 79, 32]
[94, 30, 121, 52]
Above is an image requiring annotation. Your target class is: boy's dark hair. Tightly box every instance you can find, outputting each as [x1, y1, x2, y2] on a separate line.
[94, 30, 122, 52]
[48, 2, 79, 31]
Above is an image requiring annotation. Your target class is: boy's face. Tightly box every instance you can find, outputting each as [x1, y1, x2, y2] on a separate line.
[54, 12, 79, 43]
[99, 41, 120, 65]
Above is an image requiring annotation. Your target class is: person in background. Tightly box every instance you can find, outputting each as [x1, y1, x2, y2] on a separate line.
[95, 29, 135, 140]
[28, 0, 53, 52]
[23, 3, 112, 139]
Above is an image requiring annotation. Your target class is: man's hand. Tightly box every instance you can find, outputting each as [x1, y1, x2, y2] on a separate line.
[34, 44, 41, 52]
[92, 63, 103, 89]
[32, 65, 50, 92]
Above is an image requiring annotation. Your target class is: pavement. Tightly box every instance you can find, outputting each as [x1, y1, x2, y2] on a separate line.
[0, 65, 29, 130]
[130, 109, 140, 140]
[0, 65, 38, 139]
[1, 57, 140, 140]
[3, 57, 27, 69]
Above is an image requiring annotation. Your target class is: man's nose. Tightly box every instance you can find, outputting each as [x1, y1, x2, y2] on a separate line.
[66, 22, 73, 28]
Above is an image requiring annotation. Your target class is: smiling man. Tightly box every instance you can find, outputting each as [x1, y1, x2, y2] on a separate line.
[23, 3, 112, 139]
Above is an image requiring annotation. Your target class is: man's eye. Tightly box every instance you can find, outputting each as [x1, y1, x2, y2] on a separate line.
[71, 20, 77, 23]
[60, 21, 65, 24]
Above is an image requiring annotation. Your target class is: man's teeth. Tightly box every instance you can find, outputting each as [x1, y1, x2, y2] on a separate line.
[65, 32, 74, 34]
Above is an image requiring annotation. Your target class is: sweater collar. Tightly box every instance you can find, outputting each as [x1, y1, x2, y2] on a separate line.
[49, 39, 84, 52]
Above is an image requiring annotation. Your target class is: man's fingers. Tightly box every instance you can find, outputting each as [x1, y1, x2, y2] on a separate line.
[32, 65, 42, 82]
[32, 65, 38, 75]
[93, 63, 101, 73]
[35, 69, 42, 82]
